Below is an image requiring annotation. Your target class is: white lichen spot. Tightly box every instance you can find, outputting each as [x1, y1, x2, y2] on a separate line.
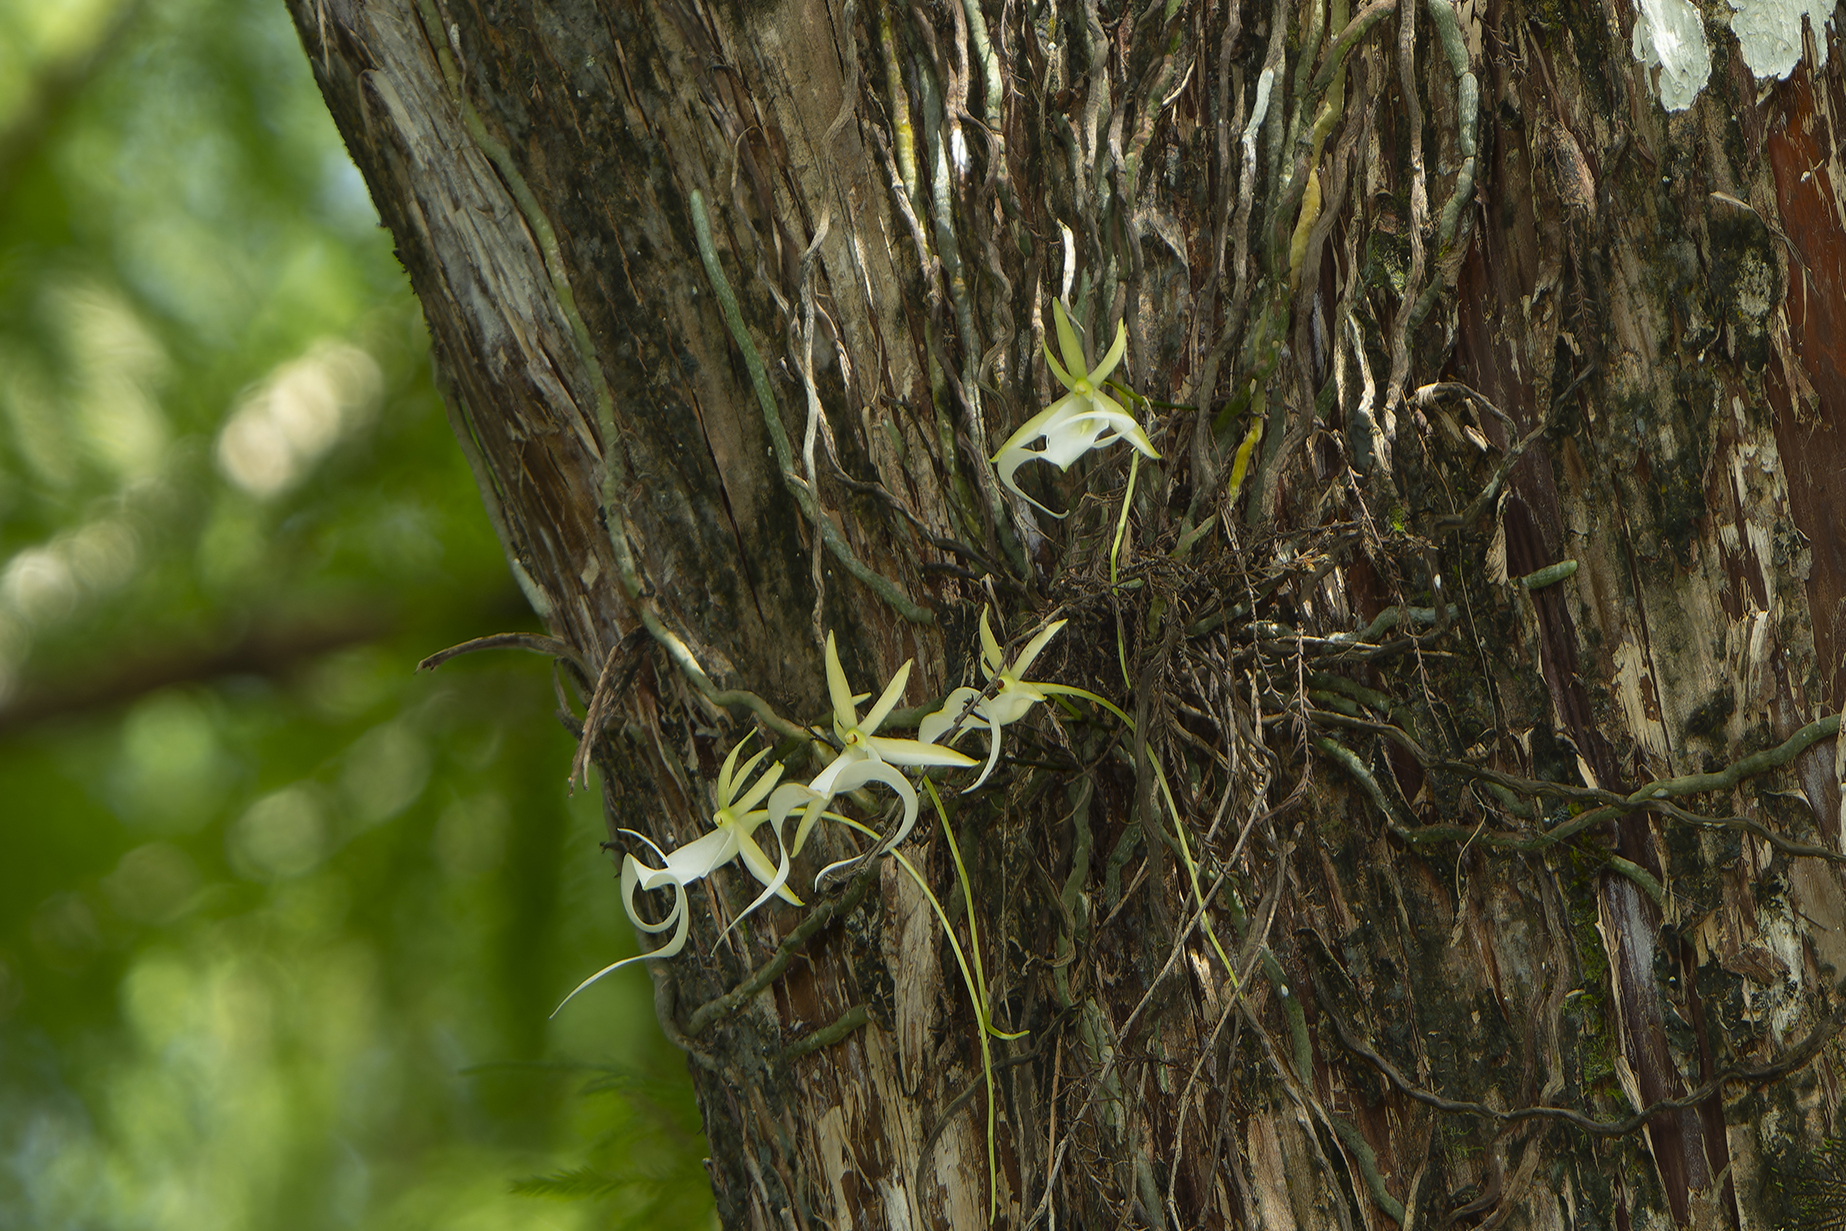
[1728, 0, 1840, 79]
[1612, 639, 1672, 762]
[1744, 519, 1779, 609]
[1632, 0, 1714, 111]
[1732, 251, 1775, 321]
[1758, 902, 1806, 1042]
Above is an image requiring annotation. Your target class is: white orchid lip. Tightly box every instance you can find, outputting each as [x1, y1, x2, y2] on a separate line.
[780, 633, 978, 875]
[919, 608, 1066, 789]
[993, 300, 1159, 517]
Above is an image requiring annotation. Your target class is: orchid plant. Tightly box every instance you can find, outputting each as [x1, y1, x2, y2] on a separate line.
[559, 621, 1094, 1219]
[772, 632, 978, 884]
[992, 300, 1160, 517]
[919, 608, 1066, 789]
[556, 634, 977, 1014]
[552, 735, 797, 1014]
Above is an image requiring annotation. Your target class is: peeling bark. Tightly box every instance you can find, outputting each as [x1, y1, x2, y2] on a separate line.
[288, 0, 1846, 1226]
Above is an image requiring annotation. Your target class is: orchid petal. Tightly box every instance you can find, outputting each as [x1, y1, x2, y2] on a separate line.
[725, 744, 777, 807]
[1090, 319, 1129, 385]
[978, 607, 1004, 675]
[866, 735, 979, 768]
[663, 827, 741, 881]
[962, 709, 1004, 792]
[715, 737, 745, 803]
[919, 687, 985, 745]
[716, 806, 802, 946]
[993, 448, 1064, 517]
[860, 658, 913, 734]
[1085, 409, 1161, 460]
[983, 687, 1044, 727]
[824, 632, 857, 728]
[1010, 619, 1067, 678]
[805, 750, 858, 800]
[1029, 417, 1115, 470]
[554, 843, 695, 1016]
[551, 896, 687, 1016]
[620, 847, 686, 933]
[1042, 335, 1075, 390]
[813, 757, 919, 885]
[989, 397, 1072, 464]
[732, 827, 784, 892]
[770, 779, 838, 857]
[731, 758, 785, 816]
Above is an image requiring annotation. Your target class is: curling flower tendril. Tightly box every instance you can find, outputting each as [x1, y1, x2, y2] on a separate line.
[919, 608, 1066, 790]
[551, 736, 797, 1015]
[992, 300, 1160, 517]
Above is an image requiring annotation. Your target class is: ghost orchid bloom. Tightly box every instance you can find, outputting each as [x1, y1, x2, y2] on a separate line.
[770, 633, 978, 883]
[919, 608, 1067, 789]
[992, 300, 1160, 518]
[552, 737, 796, 1015]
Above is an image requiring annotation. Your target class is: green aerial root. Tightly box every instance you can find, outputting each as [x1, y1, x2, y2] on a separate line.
[686, 864, 881, 1037]
[689, 191, 933, 625]
[1313, 715, 1846, 864]
[1330, 1116, 1407, 1222]
[1409, 0, 1478, 328]
[782, 1004, 870, 1060]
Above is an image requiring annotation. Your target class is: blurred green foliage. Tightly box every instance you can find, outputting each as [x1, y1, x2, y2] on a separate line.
[0, 1, 712, 1227]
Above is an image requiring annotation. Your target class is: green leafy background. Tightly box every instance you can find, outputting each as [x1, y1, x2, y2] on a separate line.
[0, 1, 711, 1225]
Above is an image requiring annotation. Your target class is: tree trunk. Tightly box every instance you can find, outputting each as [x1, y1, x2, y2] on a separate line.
[287, 0, 1846, 1226]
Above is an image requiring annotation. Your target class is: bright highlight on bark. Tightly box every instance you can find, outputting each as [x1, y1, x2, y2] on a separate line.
[992, 300, 1159, 517]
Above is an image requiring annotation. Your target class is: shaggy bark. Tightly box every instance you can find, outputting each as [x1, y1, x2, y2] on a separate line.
[288, 0, 1846, 1226]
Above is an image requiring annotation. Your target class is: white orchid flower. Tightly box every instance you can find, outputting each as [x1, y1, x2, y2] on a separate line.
[769, 633, 977, 884]
[919, 608, 1067, 789]
[552, 737, 796, 1015]
[992, 300, 1160, 518]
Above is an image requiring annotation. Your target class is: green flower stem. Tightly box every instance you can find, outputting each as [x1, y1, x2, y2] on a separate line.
[1152, 759, 1236, 977]
[892, 841, 1000, 1221]
[1037, 682, 1134, 729]
[1054, 780, 1095, 1010]
[1109, 450, 1141, 589]
[690, 191, 933, 625]
[1109, 453, 1142, 690]
[840, 813, 999, 1223]
[924, 779, 1027, 1041]
[1042, 684, 1234, 977]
